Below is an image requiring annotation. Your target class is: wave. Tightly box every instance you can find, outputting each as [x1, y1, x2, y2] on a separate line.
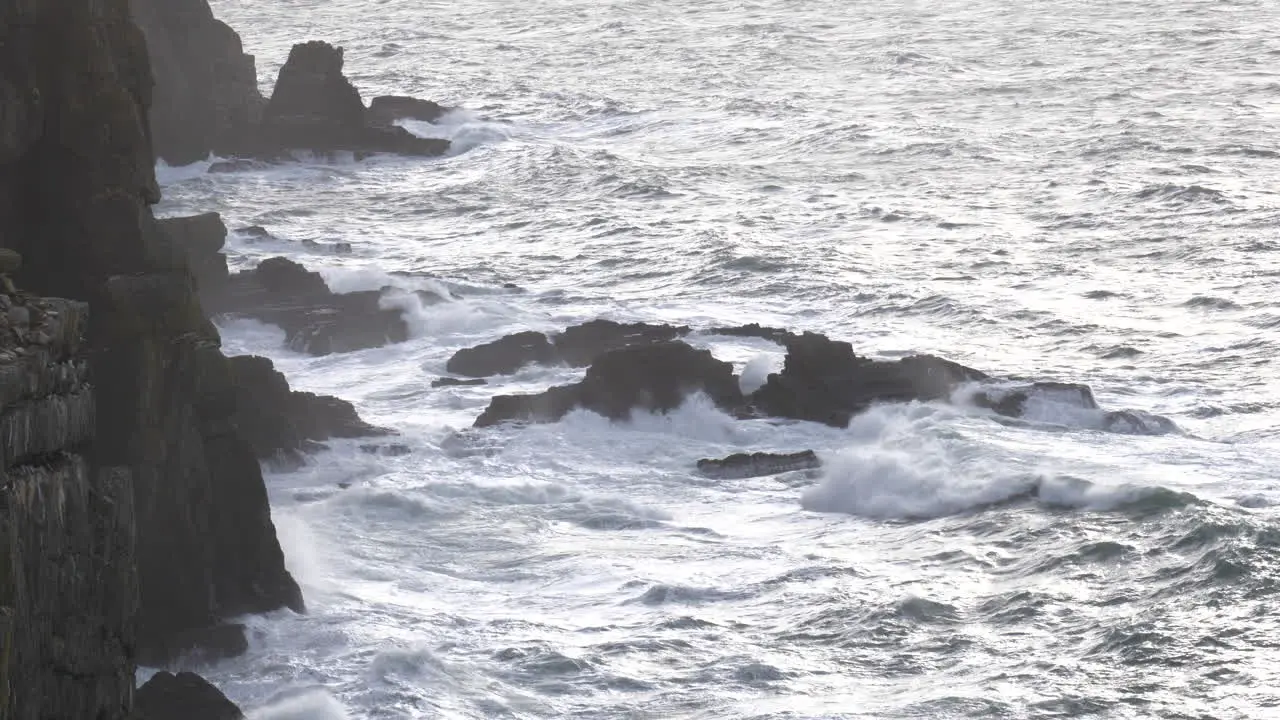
[249, 690, 351, 720]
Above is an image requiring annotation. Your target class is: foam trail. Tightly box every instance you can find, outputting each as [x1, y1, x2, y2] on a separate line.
[400, 109, 516, 155]
[249, 690, 351, 720]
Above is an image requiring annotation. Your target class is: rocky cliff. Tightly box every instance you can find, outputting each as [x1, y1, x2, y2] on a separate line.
[1, 0, 304, 714]
[128, 0, 264, 165]
[0, 277, 137, 719]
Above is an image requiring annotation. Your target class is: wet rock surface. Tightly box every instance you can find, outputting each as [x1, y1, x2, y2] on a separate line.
[368, 94, 448, 126]
[160, 215, 413, 355]
[697, 450, 822, 479]
[475, 341, 744, 426]
[471, 324, 1177, 436]
[750, 332, 991, 427]
[133, 671, 245, 720]
[447, 319, 691, 377]
[228, 42, 450, 160]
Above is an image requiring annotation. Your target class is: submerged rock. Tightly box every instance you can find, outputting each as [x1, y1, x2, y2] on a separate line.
[972, 381, 1099, 418]
[432, 376, 489, 387]
[240, 41, 449, 158]
[697, 450, 821, 479]
[475, 341, 743, 426]
[130, 0, 265, 166]
[212, 256, 409, 355]
[367, 95, 448, 126]
[228, 355, 389, 464]
[134, 671, 245, 720]
[446, 319, 690, 377]
[750, 332, 989, 427]
[136, 624, 249, 668]
[553, 319, 689, 366]
[446, 330, 557, 377]
[706, 323, 799, 345]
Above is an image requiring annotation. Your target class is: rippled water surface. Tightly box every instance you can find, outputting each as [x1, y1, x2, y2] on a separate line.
[155, 0, 1280, 716]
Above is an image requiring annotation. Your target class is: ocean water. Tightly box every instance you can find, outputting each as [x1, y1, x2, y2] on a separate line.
[154, 0, 1280, 717]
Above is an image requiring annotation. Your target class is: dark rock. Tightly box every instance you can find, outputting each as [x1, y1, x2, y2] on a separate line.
[1103, 410, 1180, 435]
[205, 257, 409, 355]
[134, 671, 245, 720]
[264, 41, 365, 130]
[433, 376, 488, 387]
[706, 323, 799, 345]
[359, 443, 412, 456]
[474, 384, 583, 427]
[301, 238, 354, 254]
[130, 0, 265, 166]
[552, 319, 689, 367]
[246, 41, 449, 158]
[1, 0, 305, 704]
[440, 328, 535, 379]
[368, 95, 448, 126]
[135, 623, 248, 667]
[446, 330, 557, 377]
[207, 158, 269, 174]
[579, 341, 742, 419]
[697, 450, 821, 479]
[446, 320, 690, 377]
[750, 333, 989, 427]
[475, 341, 744, 426]
[235, 225, 272, 239]
[227, 355, 389, 461]
[972, 381, 1098, 418]
[971, 382, 1179, 435]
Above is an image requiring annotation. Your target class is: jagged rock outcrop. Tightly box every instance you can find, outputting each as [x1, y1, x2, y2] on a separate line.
[134, 671, 245, 720]
[448, 320, 690, 377]
[749, 332, 990, 427]
[236, 41, 450, 159]
[2, 0, 303, 710]
[128, 0, 265, 165]
[697, 450, 821, 479]
[475, 341, 744, 426]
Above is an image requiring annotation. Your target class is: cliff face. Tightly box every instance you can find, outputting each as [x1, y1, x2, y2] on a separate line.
[1, 0, 302, 708]
[0, 289, 137, 720]
[128, 0, 264, 165]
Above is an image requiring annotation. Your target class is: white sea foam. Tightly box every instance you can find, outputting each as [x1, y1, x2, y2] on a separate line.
[249, 690, 351, 720]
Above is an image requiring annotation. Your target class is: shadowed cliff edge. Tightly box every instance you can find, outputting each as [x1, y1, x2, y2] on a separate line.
[0, 0, 387, 716]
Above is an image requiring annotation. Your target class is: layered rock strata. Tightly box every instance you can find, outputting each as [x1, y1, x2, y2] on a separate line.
[1, 0, 302, 709]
